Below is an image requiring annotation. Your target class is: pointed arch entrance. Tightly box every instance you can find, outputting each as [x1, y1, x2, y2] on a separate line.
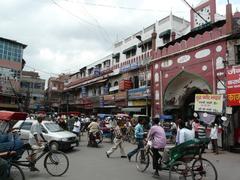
[163, 71, 212, 120]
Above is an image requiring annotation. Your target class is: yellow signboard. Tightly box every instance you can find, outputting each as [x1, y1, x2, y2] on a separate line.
[194, 94, 223, 113]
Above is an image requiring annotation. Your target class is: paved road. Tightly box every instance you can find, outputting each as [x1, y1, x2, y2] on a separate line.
[21, 134, 240, 180]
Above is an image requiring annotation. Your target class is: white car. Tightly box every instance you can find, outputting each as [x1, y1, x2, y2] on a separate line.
[13, 119, 79, 150]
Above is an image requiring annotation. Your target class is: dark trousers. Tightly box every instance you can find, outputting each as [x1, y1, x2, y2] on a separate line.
[127, 138, 143, 158]
[211, 139, 218, 154]
[0, 158, 8, 179]
[151, 148, 162, 171]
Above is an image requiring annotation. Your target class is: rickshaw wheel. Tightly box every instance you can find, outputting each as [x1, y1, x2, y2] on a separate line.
[169, 161, 194, 180]
[192, 158, 217, 180]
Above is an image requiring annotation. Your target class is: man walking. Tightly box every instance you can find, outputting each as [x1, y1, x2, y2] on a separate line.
[106, 121, 127, 158]
[127, 118, 144, 161]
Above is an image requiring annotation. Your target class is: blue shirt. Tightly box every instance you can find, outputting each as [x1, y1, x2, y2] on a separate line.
[135, 123, 144, 139]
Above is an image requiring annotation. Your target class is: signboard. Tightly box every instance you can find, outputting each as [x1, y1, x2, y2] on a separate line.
[128, 100, 146, 106]
[115, 91, 127, 101]
[128, 87, 150, 100]
[226, 66, 240, 106]
[194, 94, 223, 113]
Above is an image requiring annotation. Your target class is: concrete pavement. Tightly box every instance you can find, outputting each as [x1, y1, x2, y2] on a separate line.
[21, 134, 240, 180]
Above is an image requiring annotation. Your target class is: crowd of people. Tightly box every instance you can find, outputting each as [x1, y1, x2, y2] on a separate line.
[0, 111, 222, 179]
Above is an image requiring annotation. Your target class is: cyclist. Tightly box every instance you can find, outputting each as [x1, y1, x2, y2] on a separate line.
[87, 118, 100, 147]
[147, 118, 166, 177]
[27, 116, 47, 171]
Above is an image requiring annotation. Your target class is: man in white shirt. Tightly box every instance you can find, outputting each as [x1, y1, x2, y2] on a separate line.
[28, 116, 46, 171]
[72, 118, 81, 141]
[210, 123, 218, 154]
[178, 120, 194, 144]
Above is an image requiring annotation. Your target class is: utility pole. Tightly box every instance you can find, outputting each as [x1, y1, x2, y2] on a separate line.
[136, 35, 149, 116]
[8, 79, 23, 112]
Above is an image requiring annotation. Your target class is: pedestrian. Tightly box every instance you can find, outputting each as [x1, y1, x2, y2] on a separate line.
[178, 120, 194, 144]
[147, 118, 166, 177]
[210, 123, 219, 154]
[127, 118, 144, 161]
[67, 115, 75, 132]
[106, 121, 127, 158]
[198, 121, 207, 140]
[192, 118, 200, 138]
[72, 117, 81, 141]
[58, 117, 67, 130]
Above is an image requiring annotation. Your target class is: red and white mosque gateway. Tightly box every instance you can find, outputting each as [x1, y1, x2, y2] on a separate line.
[151, 0, 232, 117]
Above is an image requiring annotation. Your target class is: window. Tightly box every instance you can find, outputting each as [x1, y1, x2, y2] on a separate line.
[0, 67, 20, 80]
[115, 57, 120, 63]
[34, 83, 42, 89]
[163, 36, 170, 44]
[126, 49, 136, 59]
[21, 122, 33, 130]
[236, 45, 240, 64]
[0, 40, 23, 62]
[114, 81, 118, 86]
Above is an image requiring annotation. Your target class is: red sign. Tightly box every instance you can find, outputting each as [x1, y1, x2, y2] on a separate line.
[226, 66, 240, 106]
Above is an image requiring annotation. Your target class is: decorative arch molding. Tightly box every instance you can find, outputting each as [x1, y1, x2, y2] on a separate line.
[163, 70, 212, 111]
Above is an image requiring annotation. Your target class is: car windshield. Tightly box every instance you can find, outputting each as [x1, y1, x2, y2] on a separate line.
[44, 122, 64, 132]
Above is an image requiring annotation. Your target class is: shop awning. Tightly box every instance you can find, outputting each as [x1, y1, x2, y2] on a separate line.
[122, 45, 137, 54]
[138, 37, 152, 47]
[121, 107, 142, 112]
[112, 53, 120, 58]
[159, 29, 171, 38]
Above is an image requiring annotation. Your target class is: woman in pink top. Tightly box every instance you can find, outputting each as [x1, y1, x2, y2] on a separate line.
[147, 118, 166, 177]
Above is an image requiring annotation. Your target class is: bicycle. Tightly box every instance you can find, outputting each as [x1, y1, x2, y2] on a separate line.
[0, 151, 25, 180]
[135, 138, 217, 180]
[14, 143, 69, 177]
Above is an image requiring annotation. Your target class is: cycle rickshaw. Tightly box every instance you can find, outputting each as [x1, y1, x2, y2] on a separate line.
[136, 138, 217, 180]
[0, 111, 28, 180]
[0, 111, 69, 180]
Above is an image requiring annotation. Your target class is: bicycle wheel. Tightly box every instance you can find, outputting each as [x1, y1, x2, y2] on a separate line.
[135, 148, 150, 172]
[192, 158, 217, 180]
[9, 163, 25, 180]
[44, 150, 69, 176]
[169, 161, 194, 180]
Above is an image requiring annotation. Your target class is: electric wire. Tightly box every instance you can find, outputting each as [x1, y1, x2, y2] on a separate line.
[63, 0, 186, 13]
[181, 0, 208, 24]
[50, 0, 113, 44]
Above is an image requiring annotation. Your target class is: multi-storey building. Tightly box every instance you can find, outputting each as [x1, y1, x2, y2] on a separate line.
[19, 71, 45, 112]
[46, 74, 70, 113]
[59, 13, 190, 115]
[0, 37, 27, 111]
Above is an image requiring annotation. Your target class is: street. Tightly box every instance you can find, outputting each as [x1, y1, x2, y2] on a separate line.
[21, 134, 240, 180]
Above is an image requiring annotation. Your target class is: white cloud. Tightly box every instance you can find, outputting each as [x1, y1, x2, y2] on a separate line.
[0, 0, 239, 83]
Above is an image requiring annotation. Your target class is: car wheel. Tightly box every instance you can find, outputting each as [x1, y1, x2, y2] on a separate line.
[50, 141, 59, 151]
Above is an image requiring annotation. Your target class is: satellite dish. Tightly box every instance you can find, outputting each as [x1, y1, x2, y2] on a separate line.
[203, 112, 208, 118]
[221, 116, 227, 121]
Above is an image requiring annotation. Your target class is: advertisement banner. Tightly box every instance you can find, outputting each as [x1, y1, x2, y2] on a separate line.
[226, 66, 240, 106]
[194, 94, 223, 113]
[115, 91, 127, 101]
[128, 87, 150, 100]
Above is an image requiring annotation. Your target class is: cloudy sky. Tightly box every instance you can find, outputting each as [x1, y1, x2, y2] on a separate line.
[0, 0, 239, 82]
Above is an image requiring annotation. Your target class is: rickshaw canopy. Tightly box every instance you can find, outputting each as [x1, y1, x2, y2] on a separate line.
[0, 111, 28, 121]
